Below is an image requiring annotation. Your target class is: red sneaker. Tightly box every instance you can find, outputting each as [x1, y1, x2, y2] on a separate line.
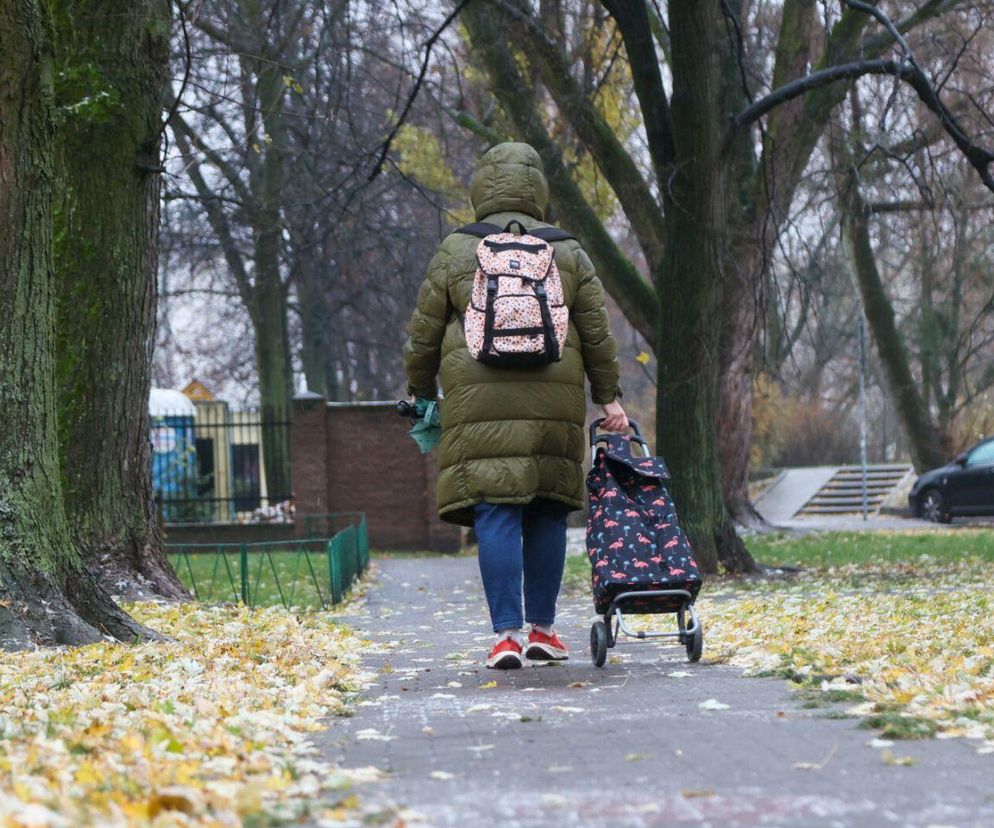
[487, 636, 523, 669]
[524, 629, 569, 661]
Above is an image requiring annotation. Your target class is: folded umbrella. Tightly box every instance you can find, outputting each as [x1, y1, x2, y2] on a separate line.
[398, 398, 441, 454]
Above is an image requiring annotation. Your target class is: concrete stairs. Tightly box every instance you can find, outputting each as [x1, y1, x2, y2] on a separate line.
[795, 464, 914, 517]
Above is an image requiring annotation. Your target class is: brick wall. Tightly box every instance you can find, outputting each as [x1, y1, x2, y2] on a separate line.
[292, 393, 330, 515]
[292, 398, 461, 552]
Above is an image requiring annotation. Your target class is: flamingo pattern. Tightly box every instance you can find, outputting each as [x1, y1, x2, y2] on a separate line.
[586, 434, 702, 614]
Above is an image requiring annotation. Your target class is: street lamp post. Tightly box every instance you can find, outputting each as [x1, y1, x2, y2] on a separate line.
[858, 317, 869, 521]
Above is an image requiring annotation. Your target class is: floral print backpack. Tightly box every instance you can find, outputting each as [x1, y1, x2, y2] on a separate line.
[586, 433, 702, 614]
[455, 221, 574, 368]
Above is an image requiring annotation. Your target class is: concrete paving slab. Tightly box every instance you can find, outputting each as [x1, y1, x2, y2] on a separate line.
[314, 556, 994, 827]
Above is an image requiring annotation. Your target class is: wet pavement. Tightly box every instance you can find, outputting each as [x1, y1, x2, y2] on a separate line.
[316, 556, 994, 827]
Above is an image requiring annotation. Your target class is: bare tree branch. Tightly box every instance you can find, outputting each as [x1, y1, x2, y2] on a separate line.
[168, 107, 254, 204]
[367, 0, 475, 182]
[497, 0, 667, 271]
[461, 1, 660, 347]
[600, 0, 676, 180]
[737, 57, 994, 192]
[868, 199, 930, 213]
[170, 120, 254, 304]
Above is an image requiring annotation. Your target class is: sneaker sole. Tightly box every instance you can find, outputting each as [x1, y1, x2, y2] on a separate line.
[524, 643, 569, 661]
[487, 651, 523, 669]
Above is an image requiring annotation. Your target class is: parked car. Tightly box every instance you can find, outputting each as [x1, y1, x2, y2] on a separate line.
[908, 436, 994, 522]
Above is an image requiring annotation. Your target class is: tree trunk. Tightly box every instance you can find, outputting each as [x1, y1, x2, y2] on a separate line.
[248, 277, 294, 503]
[714, 0, 768, 530]
[716, 264, 766, 528]
[53, 0, 186, 600]
[297, 266, 345, 401]
[0, 0, 162, 649]
[250, 36, 294, 503]
[658, 0, 757, 573]
[837, 171, 946, 472]
[299, 297, 330, 398]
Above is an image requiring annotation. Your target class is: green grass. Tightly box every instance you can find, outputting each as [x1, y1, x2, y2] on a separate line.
[565, 529, 994, 589]
[746, 529, 994, 568]
[168, 548, 341, 609]
[859, 711, 939, 740]
[793, 685, 863, 708]
[562, 554, 591, 594]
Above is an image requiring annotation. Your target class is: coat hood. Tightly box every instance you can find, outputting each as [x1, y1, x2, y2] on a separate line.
[470, 142, 549, 221]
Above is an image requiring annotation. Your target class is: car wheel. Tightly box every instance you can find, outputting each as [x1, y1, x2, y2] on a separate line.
[920, 489, 951, 524]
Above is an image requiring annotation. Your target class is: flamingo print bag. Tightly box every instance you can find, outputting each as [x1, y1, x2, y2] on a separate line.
[586, 434, 702, 614]
[455, 221, 572, 368]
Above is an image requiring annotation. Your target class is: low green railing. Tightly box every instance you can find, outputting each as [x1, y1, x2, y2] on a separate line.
[300, 512, 369, 541]
[166, 513, 369, 609]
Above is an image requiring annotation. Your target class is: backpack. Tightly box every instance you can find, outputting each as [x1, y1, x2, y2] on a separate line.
[455, 220, 574, 368]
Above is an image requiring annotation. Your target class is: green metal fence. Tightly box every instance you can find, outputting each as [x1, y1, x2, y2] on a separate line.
[300, 512, 370, 541]
[166, 513, 369, 609]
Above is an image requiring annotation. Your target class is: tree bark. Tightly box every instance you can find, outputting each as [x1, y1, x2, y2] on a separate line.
[53, 0, 186, 600]
[248, 276, 294, 502]
[297, 268, 344, 401]
[657, 0, 756, 572]
[0, 0, 162, 649]
[251, 33, 294, 501]
[716, 248, 766, 528]
[715, 0, 767, 529]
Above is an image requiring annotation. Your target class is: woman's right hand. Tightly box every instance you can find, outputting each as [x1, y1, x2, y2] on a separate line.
[600, 400, 629, 432]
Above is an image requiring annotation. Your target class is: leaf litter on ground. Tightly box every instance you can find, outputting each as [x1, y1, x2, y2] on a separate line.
[642, 553, 994, 754]
[0, 600, 382, 826]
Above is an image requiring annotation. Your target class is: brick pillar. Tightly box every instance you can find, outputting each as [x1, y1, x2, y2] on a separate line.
[292, 392, 328, 533]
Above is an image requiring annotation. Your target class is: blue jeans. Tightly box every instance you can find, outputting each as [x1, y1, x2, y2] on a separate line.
[474, 498, 569, 633]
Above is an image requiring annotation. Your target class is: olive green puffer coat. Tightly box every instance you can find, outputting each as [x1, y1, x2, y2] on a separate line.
[403, 142, 622, 526]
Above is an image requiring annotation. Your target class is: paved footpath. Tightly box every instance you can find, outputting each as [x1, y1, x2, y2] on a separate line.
[316, 556, 994, 827]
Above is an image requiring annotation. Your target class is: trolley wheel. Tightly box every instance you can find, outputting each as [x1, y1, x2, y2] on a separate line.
[686, 622, 703, 663]
[590, 621, 608, 667]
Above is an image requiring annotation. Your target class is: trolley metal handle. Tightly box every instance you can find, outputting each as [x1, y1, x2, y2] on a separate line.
[589, 417, 651, 462]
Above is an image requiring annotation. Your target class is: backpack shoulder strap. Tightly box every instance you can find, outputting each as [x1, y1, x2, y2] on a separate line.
[529, 226, 575, 242]
[454, 222, 504, 238]
[455, 222, 575, 242]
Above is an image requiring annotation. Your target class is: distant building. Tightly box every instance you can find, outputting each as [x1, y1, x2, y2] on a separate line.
[150, 387, 278, 524]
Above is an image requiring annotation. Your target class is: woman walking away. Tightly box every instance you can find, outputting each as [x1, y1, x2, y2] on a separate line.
[403, 142, 627, 669]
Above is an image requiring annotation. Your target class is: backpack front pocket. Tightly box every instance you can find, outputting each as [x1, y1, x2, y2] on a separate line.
[490, 293, 550, 354]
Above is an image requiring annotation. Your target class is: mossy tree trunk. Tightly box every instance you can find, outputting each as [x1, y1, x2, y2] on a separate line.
[248, 276, 294, 502]
[297, 266, 344, 401]
[655, 0, 754, 572]
[835, 160, 946, 472]
[0, 0, 162, 649]
[249, 31, 294, 502]
[52, 0, 186, 600]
